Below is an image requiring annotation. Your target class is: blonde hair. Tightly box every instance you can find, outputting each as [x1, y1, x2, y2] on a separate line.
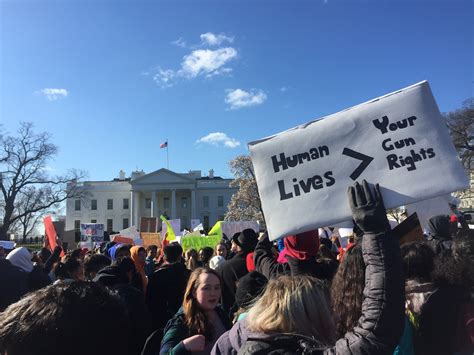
[246, 275, 336, 345]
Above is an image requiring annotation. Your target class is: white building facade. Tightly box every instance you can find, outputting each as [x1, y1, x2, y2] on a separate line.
[66, 169, 238, 234]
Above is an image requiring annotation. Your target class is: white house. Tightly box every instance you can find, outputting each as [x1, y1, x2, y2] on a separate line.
[65, 169, 238, 236]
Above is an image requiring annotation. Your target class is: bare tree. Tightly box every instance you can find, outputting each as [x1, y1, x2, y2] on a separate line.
[225, 155, 266, 229]
[445, 98, 473, 172]
[0, 123, 87, 240]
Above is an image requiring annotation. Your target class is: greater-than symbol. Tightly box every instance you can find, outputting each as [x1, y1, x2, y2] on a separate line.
[342, 148, 374, 180]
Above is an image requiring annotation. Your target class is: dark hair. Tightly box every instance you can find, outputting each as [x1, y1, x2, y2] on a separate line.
[84, 254, 111, 280]
[113, 257, 137, 275]
[183, 268, 222, 341]
[70, 248, 82, 260]
[432, 235, 474, 288]
[199, 247, 214, 266]
[38, 247, 52, 263]
[330, 244, 365, 337]
[146, 245, 158, 253]
[0, 282, 130, 355]
[164, 243, 183, 264]
[54, 255, 83, 280]
[400, 241, 435, 281]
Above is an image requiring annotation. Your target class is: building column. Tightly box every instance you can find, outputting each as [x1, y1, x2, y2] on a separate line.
[131, 191, 140, 227]
[151, 190, 158, 218]
[171, 189, 176, 219]
[191, 189, 196, 219]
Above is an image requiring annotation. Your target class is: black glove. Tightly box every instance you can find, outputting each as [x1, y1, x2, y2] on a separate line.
[347, 180, 391, 234]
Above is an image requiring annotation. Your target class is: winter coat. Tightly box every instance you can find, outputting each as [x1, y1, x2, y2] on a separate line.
[253, 236, 335, 281]
[239, 230, 405, 354]
[211, 319, 257, 355]
[94, 265, 152, 355]
[216, 253, 250, 312]
[0, 259, 28, 311]
[146, 262, 191, 330]
[160, 307, 231, 355]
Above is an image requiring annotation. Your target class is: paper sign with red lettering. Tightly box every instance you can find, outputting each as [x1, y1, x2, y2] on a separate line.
[249, 81, 469, 241]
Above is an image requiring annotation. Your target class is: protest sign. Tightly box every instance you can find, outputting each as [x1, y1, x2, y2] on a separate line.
[191, 219, 201, 231]
[249, 81, 469, 241]
[110, 234, 134, 245]
[208, 221, 260, 240]
[181, 235, 221, 251]
[141, 233, 162, 248]
[44, 216, 58, 250]
[80, 223, 104, 242]
[392, 212, 425, 245]
[140, 217, 158, 233]
[405, 194, 452, 233]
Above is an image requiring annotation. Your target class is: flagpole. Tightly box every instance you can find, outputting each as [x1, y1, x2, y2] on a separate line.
[166, 139, 169, 169]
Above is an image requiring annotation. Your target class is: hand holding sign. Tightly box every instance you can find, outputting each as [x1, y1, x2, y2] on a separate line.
[348, 180, 390, 234]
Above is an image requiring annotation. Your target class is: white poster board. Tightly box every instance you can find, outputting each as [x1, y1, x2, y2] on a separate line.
[191, 219, 201, 231]
[249, 81, 469, 241]
[405, 194, 453, 233]
[161, 219, 182, 238]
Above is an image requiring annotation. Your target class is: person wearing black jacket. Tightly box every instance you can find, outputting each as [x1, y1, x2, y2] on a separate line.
[216, 229, 258, 313]
[146, 243, 190, 331]
[239, 180, 404, 354]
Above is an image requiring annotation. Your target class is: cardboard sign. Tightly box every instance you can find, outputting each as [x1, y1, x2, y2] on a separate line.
[249, 81, 469, 241]
[140, 217, 158, 233]
[110, 235, 134, 245]
[181, 235, 221, 251]
[141, 233, 162, 248]
[392, 212, 425, 245]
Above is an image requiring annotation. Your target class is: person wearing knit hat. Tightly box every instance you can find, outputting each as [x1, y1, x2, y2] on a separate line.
[234, 271, 268, 321]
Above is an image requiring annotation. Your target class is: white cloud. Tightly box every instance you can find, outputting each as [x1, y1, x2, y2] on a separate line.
[171, 37, 187, 48]
[180, 47, 237, 78]
[200, 32, 234, 46]
[153, 68, 177, 88]
[225, 89, 267, 110]
[152, 47, 237, 87]
[280, 86, 288, 92]
[196, 132, 241, 148]
[37, 88, 68, 101]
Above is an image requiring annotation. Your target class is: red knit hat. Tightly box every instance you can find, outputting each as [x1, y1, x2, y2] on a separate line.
[284, 230, 320, 261]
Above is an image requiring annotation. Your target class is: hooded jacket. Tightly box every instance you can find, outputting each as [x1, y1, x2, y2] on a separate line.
[427, 215, 453, 254]
[6, 247, 33, 272]
[211, 318, 258, 355]
[239, 229, 404, 355]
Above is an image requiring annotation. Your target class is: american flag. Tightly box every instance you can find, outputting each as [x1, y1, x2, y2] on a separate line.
[160, 141, 168, 148]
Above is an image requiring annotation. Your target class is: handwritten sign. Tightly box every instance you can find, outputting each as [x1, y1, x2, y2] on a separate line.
[249, 81, 469, 241]
[181, 236, 221, 251]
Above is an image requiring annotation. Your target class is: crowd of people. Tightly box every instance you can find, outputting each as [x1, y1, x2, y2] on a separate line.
[0, 180, 473, 354]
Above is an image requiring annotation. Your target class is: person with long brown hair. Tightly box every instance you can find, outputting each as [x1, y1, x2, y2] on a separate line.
[160, 267, 231, 354]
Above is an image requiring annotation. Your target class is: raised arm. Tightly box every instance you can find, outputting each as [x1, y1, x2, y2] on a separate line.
[253, 232, 290, 280]
[328, 180, 404, 354]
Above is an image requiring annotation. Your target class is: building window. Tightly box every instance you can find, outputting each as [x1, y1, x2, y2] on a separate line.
[181, 197, 187, 208]
[218, 215, 225, 221]
[74, 200, 81, 211]
[107, 199, 113, 210]
[181, 216, 188, 229]
[203, 196, 209, 208]
[123, 198, 129, 209]
[145, 198, 151, 209]
[107, 219, 113, 233]
[91, 219, 97, 223]
[217, 196, 224, 207]
[123, 218, 129, 229]
[203, 215, 210, 230]
[91, 199, 97, 210]
[74, 220, 81, 232]
[164, 197, 170, 209]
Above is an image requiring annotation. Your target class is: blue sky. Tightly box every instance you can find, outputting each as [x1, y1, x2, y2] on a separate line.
[1, 0, 472, 181]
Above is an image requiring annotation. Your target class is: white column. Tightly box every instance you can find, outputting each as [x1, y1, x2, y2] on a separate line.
[171, 189, 176, 219]
[132, 191, 140, 227]
[191, 189, 196, 219]
[151, 190, 158, 217]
